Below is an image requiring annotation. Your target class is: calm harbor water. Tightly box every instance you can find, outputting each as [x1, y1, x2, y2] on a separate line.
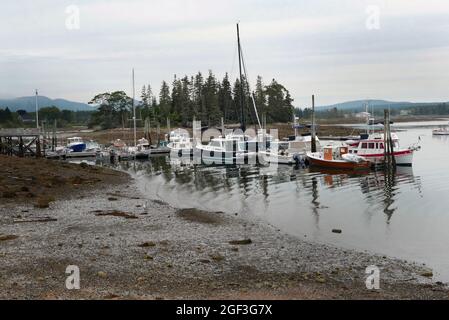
[101, 120, 449, 282]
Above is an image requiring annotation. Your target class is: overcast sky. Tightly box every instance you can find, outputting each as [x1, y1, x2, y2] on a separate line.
[1, 0, 449, 107]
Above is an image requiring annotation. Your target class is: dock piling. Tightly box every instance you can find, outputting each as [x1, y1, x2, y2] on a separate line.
[383, 109, 396, 168]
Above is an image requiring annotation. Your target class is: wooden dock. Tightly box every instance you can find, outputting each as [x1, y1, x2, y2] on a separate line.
[0, 129, 41, 157]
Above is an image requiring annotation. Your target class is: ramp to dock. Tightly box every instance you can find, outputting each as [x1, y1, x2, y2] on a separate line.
[0, 128, 41, 157]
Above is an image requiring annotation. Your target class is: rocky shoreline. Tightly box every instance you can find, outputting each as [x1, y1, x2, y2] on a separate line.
[1, 163, 448, 299]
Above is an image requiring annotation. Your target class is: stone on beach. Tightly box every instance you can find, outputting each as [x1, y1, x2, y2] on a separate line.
[229, 239, 252, 245]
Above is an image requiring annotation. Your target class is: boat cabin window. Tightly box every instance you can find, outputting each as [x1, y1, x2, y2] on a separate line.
[361, 143, 368, 149]
[225, 141, 235, 151]
[209, 141, 221, 148]
[368, 143, 375, 149]
[379, 143, 384, 149]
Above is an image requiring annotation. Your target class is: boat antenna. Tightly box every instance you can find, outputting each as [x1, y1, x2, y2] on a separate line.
[237, 23, 246, 132]
[365, 102, 369, 135]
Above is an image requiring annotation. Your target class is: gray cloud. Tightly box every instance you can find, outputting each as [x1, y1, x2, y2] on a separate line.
[1, 0, 449, 106]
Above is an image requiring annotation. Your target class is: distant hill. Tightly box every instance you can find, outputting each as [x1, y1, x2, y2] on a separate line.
[316, 99, 449, 112]
[316, 99, 410, 111]
[0, 96, 96, 112]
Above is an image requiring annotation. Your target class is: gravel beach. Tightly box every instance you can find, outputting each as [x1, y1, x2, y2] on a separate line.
[1, 158, 448, 299]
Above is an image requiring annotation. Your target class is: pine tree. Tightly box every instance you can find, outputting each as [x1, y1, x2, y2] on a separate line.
[232, 76, 251, 126]
[180, 76, 193, 126]
[218, 73, 233, 123]
[192, 72, 204, 122]
[141, 85, 148, 107]
[254, 76, 267, 119]
[159, 81, 171, 123]
[203, 70, 220, 125]
[146, 84, 152, 103]
[171, 75, 183, 123]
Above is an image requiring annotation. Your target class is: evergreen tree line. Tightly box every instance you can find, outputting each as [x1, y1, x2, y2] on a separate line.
[0, 106, 92, 128]
[404, 103, 449, 116]
[89, 71, 295, 129]
[295, 103, 449, 120]
[0, 107, 20, 127]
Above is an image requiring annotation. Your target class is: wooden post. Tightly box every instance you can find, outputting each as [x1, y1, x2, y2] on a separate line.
[311, 94, 317, 153]
[36, 135, 41, 157]
[52, 119, 57, 151]
[19, 137, 24, 157]
[383, 109, 396, 168]
[148, 117, 152, 145]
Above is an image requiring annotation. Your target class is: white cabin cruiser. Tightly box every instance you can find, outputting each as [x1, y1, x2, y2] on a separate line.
[195, 136, 256, 164]
[348, 133, 419, 166]
[167, 129, 193, 155]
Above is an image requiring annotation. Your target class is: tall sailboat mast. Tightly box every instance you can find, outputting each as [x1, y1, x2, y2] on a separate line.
[132, 68, 136, 147]
[237, 23, 246, 132]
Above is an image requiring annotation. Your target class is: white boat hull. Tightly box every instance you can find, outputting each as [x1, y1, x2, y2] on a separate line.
[361, 150, 414, 166]
[258, 151, 304, 165]
[195, 147, 256, 165]
[432, 131, 449, 136]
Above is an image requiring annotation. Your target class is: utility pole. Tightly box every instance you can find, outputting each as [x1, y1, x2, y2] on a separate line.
[35, 89, 39, 129]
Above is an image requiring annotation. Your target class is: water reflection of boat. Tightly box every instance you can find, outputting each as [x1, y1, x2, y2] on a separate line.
[308, 166, 371, 176]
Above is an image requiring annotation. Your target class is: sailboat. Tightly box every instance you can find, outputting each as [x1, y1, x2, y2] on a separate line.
[195, 23, 258, 164]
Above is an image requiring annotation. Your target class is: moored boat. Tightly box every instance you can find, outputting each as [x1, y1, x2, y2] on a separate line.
[432, 128, 449, 135]
[167, 129, 193, 156]
[307, 145, 370, 170]
[128, 138, 152, 159]
[258, 135, 320, 165]
[195, 136, 255, 164]
[348, 133, 418, 166]
[67, 137, 86, 152]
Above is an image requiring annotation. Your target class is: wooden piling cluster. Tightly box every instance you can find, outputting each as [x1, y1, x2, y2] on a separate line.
[383, 109, 396, 168]
[0, 129, 42, 157]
